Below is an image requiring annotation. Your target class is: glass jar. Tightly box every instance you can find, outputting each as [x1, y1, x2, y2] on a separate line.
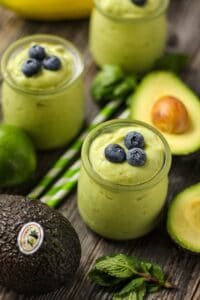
[78, 120, 172, 240]
[1, 35, 84, 150]
[89, 0, 169, 73]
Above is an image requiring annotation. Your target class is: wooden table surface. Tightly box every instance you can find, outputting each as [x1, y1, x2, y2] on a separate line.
[0, 0, 200, 299]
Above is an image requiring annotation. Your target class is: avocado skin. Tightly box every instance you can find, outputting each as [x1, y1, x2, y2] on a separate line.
[0, 195, 81, 295]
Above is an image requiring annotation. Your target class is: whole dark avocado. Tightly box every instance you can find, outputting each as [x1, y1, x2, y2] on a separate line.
[0, 195, 81, 295]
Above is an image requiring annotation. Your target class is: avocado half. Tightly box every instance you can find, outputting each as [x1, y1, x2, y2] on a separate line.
[167, 183, 200, 253]
[131, 71, 200, 155]
[0, 195, 81, 295]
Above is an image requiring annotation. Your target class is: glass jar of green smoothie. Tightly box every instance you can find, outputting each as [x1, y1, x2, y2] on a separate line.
[90, 0, 169, 73]
[78, 120, 171, 240]
[1, 35, 84, 150]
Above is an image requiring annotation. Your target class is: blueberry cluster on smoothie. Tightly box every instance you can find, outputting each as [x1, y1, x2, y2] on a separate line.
[22, 44, 62, 77]
[104, 131, 146, 167]
[7, 41, 74, 90]
[90, 125, 164, 185]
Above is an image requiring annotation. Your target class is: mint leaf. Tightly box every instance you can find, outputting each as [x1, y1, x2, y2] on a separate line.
[94, 254, 137, 279]
[150, 264, 164, 282]
[147, 283, 161, 294]
[137, 286, 146, 300]
[113, 289, 146, 300]
[113, 291, 138, 300]
[113, 279, 146, 300]
[92, 84, 116, 102]
[140, 261, 152, 274]
[114, 278, 145, 297]
[91, 65, 138, 104]
[154, 53, 189, 73]
[89, 269, 122, 287]
[98, 65, 125, 86]
[113, 75, 137, 99]
[91, 65, 125, 102]
[129, 256, 141, 271]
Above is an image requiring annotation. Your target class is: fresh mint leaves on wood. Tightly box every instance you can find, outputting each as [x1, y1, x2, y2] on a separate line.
[91, 65, 138, 104]
[89, 254, 176, 300]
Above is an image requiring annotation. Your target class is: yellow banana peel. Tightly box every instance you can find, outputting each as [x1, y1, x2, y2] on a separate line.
[0, 0, 93, 20]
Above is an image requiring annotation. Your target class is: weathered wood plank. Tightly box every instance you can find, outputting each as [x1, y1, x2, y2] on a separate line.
[0, 0, 199, 299]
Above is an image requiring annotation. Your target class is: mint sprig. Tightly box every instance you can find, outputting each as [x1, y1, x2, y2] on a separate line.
[89, 254, 176, 300]
[91, 65, 138, 105]
[113, 278, 146, 300]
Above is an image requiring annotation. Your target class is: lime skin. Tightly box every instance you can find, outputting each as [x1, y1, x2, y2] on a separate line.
[0, 125, 37, 187]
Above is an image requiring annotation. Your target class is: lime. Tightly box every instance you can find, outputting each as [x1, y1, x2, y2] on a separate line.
[0, 124, 37, 187]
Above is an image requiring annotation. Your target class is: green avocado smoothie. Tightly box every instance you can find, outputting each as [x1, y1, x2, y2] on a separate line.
[90, 0, 169, 72]
[1, 35, 84, 150]
[78, 120, 171, 240]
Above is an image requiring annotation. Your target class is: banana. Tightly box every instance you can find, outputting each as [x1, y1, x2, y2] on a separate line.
[0, 0, 93, 20]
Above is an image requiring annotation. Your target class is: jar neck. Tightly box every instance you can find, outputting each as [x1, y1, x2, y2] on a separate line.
[82, 120, 172, 192]
[94, 0, 169, 22]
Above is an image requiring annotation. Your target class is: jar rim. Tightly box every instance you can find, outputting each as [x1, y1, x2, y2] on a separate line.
[1, 34, 84, 96]
[82, 119, 172, 191]
[94, 0, 169, 22]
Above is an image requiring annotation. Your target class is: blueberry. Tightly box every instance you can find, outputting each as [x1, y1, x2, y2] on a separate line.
[127, 148, 146, 166]
[29, 45, 46, 61]
[104, 144, 126, 163]
[22, 59, 41, 77]
[124, 131, 145, 150]
[131, 0, 147, 6]
[43, 56, 62, 71]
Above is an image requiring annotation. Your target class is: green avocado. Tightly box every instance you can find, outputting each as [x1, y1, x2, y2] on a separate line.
[130, 71, 200, 155]
[0, 195, 81, 295]
[167, 183, 200, 253]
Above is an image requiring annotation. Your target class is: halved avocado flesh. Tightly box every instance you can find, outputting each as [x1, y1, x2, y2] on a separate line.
[131, 71, 200, 155]
[167, 183, 200, 253]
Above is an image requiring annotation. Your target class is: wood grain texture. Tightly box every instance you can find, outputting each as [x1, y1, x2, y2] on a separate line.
[0, 0, 200, 299]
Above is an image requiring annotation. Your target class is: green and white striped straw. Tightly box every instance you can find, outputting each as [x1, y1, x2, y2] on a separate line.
[40, 109, 130, 207]
[28, 99, 124, 200]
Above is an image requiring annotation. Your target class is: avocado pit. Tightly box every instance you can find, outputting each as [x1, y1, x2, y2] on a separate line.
[151, 96, 190, 134]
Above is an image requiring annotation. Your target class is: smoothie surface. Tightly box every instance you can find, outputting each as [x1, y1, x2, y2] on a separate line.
[90, 126, 165, 185]
[96, 0, 166, 19]
[7, 42, 74, 90]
